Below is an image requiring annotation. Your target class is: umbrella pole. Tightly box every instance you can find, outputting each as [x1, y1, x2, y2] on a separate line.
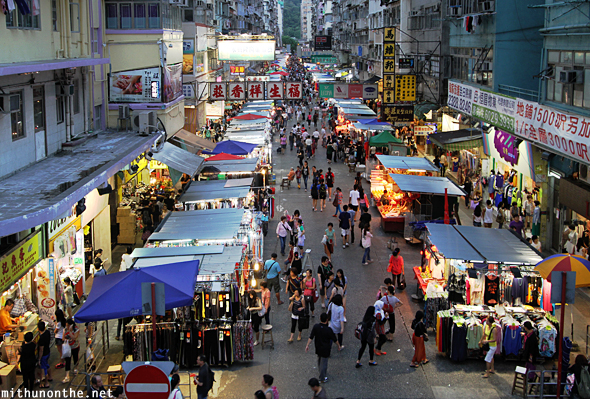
[557, 271, 567, 399]
[152, 282, 157, 353]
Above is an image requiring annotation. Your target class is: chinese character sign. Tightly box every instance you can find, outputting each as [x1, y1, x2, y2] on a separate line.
[394, 75, 416, 102]
[247, 82, 264, 99]
[383, 43, 395, 58]
[380, 105, 414, 123]
[383, 90, 395, 104]
[209, 83, 226, 100]
[285, 82, 303, 99]
[384, 28, 395, 42]
[227, 83, 246, 100]
[267, 82, 284, 99]
[383, 60, 396, 73]
[384, 75, 394, 89]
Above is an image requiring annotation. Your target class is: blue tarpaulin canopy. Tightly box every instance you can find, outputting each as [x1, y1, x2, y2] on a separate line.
[426, 224, 485, 262]
[388, 174, 466, 196]
[74, 260, 199, 322]
[357, 118, 390, 126]
[376, 155, 439, 172]
[202, 140, 259, 155]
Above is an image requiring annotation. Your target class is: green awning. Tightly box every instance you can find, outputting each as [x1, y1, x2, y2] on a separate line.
[369, 131, 404, 146]
[414, 102, 440, 120]
[429, 128, 483, 151]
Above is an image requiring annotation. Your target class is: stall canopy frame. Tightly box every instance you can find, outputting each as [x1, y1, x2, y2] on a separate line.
[429, 128, 483, 152]
[148, 208, 245, 241]
[181, 179, 251, 203]
[152, 142, 205, 177]
[376, 155, 439, 172]
[170, 129, 216, 152]
[426, 224, 485, 262]
[388, 174, 466, 196]
[200, 158, 259, 174]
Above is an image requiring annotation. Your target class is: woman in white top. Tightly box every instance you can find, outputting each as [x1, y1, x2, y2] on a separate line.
[531, 235, 542, 252]
[54, 308, 67, 368]
[361, 226, 373, 265]
[168, 374, 183, 399]
[120, 246, 133, 272]
[565, 223, 578, 254]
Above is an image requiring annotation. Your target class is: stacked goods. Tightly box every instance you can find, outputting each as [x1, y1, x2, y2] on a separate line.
[117, 207, 136, 244]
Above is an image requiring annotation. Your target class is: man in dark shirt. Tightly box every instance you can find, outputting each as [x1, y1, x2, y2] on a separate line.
[338, 205, 351, 248]
[306, 313, 341, 383]
[194, 354, 211, 399]
[317, 256, 333, 308]
[509, 215, 525, 238]
[37, 321, 52, 387]
[359, 208, 372, 247]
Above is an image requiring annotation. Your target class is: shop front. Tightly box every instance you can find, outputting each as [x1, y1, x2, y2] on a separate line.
[0, 229, 45, 373]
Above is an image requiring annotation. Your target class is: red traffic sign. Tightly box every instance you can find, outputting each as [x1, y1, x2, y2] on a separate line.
[124, 364, 170, 399]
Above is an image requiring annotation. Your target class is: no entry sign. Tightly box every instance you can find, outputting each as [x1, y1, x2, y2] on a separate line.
[124, 364, 170, 399]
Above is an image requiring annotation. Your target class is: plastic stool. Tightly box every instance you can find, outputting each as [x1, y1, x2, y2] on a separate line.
[261, 324, 274, 349]
[107, 365, 123, 386]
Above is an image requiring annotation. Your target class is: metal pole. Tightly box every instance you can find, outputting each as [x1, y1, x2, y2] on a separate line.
[152, 282, 157, 352]
[557, 271, 567, 398]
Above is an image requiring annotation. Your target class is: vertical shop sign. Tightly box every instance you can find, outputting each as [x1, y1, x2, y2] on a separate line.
[37, 258, 56, 323]
[394, 75, 416, 102]
[382, 27, 395, 102]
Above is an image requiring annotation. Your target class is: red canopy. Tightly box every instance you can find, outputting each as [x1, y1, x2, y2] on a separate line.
[270, 71, 289, 76]
[229, 113, 270, 120]
[204, 152, 244, 161]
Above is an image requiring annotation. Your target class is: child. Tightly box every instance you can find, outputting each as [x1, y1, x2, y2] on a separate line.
[295, 166, 302, 189]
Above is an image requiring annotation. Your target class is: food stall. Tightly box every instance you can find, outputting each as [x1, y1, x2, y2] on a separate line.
[367, 130, 408, 156]
[370, 155, 440, 232]
[198, 158, 260, 181]
[420, 224, 556, 362]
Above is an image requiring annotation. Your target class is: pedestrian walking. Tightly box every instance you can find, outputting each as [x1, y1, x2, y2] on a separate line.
[361, 225, 373, 265]
[36, 321, 52, 388]
[479, 316, 497, 377]
[317, 257, 333, 309]
[54, 308, 67, 368]
[348, 205, 356, 244]
[532, 200, 541, 236]
[305, 313, 342, 383]
[325, 168, 334, 200]
[247, 290, 263, 346]
[260, 281, 271, 325]
[335, 269, 348, 320]
[194, 355, 212, 399]
[296, 219, 306, 249]
[356, 306, 377, 368]
[380, 286, 402, 341]
[261, 374, 279, 399]
[308, 378, 327, 399]
[62, 318, 80, 383]
[387, 248, 404, 288]
[288, 288, 306, 343]
[482, 200, 496, 228]
[296, 166, 302, 189]
[326, 139, 334, 163]
[289, 131, 295, 151]
[286, 267, 303, 297]
[318, 179, 328, 212]
[410, 311, 428, 367]
[298, 146, 305, 167]
[303, 269, 317, 318]
[338, 205, 351, 248]
[264, 254, 284, 305]
[302, 161, 309, 191]
[473, 205, 483, 227]
[332, 188, 343, 217]
[323, 223, 335, 261]
[497, 202, 506, 229]
[358, 207, 372, 246]
[276, 216, 292, 256]
[327, 294, 345, 348]
[19, 332, 36, 392]
[373, 301, 388, 356]
[358, 188, 369, 213]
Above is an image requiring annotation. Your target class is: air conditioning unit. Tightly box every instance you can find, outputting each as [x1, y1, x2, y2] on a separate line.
[212, 19, 218, 25]
[481, 62, 492, 71]
[132, 111, 157, 135]
[170, 0, 188, 6]
[0, 94, 18, 114]
[118, 105, 130, 119]
[481, 1, 494, 12]
[559, 70, 584, 84]
[206, 3, 213, 9]
[409, 10, 418, 16]
[57, 84, 75, 96]
[449, 6, 462, 16]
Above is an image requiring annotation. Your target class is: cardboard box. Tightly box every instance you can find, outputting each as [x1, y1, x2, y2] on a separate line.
[118, 223, 136, 232]
[117, 207, 132, 216]
[0, 365, 16, 392]
[118, 235, 136, 244]
[116, 215, 135, 224]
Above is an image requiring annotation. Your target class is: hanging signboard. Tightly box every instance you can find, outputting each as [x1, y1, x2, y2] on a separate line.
[227, 82, 246, 100]
[230, 65, 246, 76]
[218, 40, 276, 61]
[0, 230, 43, 295]
[380, 104, 414, 123]
[209, 82, 227, 101]
[246, 76, 270, 82]
[333, 83, 348, 99]
[314, 36, 332, 51]
[267, 82, 284, 99]
[163, 63, 183, 103]
[247, 82, 265, 100]
[399, 58, 415, 69]
[362, 84, 378, 99]
[285, 82, 303, 99]
[394, 75, 416, 102]
[319, 84, 334, 98]
[110, 67, 161, 103]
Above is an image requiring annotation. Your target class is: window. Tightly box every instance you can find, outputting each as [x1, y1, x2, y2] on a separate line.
[134, 3, 146, 28]
[6, 0, 40, 29]
[450, 47, 493, 87]
[56, 94, 65, 124]
[73, 80, 80, 115]
[104, 2, 184, 29]
[94, 105, 102, 129]
[545, 49, 590, 109]
[33, 86, 45, 132]
[120, 3, 132, 28]
[70, 1, 80, 32]
[9, 92, 24, 141]
[52, 0, 58, 31]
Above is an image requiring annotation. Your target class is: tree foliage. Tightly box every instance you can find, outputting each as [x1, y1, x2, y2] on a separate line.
[283, 0, 301, 39]
[282, 35, 299, 49]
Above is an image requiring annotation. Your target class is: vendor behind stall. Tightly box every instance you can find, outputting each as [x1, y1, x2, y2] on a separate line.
[0, 299, 18, 336]
[380, 190, 391, 205]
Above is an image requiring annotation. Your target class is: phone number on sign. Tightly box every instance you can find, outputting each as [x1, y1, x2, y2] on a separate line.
[448, 94, 472, 114]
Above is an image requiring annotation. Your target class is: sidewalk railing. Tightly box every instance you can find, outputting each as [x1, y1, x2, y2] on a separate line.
[68, 320, 112, 392]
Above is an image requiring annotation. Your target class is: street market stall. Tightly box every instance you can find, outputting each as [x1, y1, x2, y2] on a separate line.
[418, 224, 557, 362]
[180, 178, 254, 210]
[367, 130, 408, 156]
[370, 155, 440, 232]
[198, 158, 260, 181]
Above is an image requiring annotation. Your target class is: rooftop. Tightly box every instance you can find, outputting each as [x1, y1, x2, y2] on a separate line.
[0, 131, 157, 236]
